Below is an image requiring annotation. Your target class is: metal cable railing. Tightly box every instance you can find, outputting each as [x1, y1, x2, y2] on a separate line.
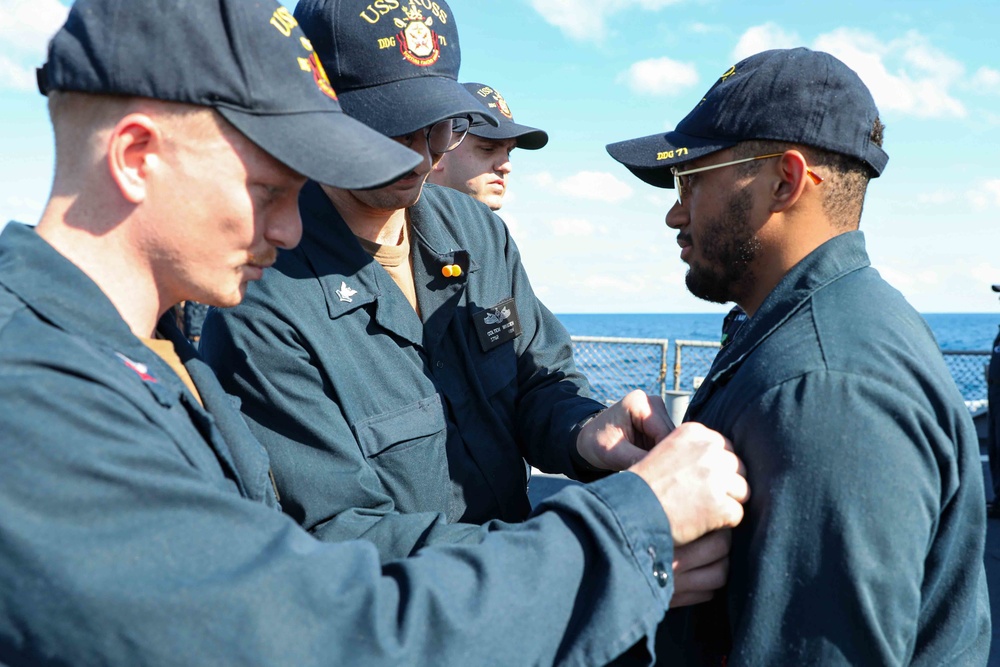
[572, 337, 989, 413]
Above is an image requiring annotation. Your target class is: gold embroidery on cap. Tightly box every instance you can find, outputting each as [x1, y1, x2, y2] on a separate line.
[656, 148, 689, 161]
[393, 2, 440, 66]
[270, 7, 298, 37]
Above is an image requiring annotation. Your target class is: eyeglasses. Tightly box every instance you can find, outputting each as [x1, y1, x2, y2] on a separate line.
[670, 152, 824, 205]
[398, 117, 472, 155]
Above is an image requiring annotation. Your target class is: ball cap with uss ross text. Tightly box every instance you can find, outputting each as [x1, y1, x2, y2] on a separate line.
[464, 83, 548, 150]
[606, 47, 889, 189]
[37, 0, 422, 190]
[293, 0, 499, 138]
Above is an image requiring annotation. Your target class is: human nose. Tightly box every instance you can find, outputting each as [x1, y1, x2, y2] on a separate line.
[265, 193, 303, 250]
[496, 155, 512, 175]
[664, 201, 687, 230]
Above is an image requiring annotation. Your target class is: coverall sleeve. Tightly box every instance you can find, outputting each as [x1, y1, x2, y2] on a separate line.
[500, 227, 607, 478]
[200, 303, 497, 560]
[723, 370, 983, 664]
[0, 366, 675, 667]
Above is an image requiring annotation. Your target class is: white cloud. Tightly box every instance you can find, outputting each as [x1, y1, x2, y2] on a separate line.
[549, 217, 596, 236]
[877, 264, 941, 292]
[971, 67, 1000, 94]
[499, 211, 528, 243]
[688, 22, 722, 35]
[644, 192, 674, 209]
[916, 190, 956, 206]
[731, 23, 801, 62]
[729, 25, 970, 120]
[617, 56, 698, 96]
[1, 194, 44, 224]
[813, 28, 966, 119]
[0, 54, 34, 90]
[529, 171, 555, 188]
[555, 171, 634, 202]
[969, 179, 1000, 210]
[0, 0, 69, 91]
[0, 0, 68, 54]
[969, 262, 999, 287]
[527, 0, 683, 42]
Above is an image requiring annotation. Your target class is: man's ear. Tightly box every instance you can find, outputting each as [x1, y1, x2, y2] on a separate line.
[769, 150, 810, 214]
[106, 113, 162, 204]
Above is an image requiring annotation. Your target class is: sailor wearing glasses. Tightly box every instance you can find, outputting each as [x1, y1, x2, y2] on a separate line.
[609, 47, 989, 664]
[201, 0, 732, 613]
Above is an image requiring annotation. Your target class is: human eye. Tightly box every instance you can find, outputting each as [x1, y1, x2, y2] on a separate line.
[252, 183, 284, 209]
[394, 131, 418, 149]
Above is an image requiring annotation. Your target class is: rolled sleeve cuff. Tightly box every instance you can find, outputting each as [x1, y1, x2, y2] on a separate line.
[588, 471, 674, 610]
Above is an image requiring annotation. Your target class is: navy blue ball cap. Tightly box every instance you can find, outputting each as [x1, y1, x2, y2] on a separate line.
[992, 284, 1000, 293]
[607, 47, 889, 189]
[463, 83, 548, 150]
[37, 0, 421, 190]
[294, 0, 499, 138]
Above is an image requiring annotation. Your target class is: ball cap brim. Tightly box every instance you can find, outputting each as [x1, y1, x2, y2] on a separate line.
[217, 107, 420, 190]
[607, 47, 889, 189]
[335, 75, 498, 138]
[606, 131, 735, 188]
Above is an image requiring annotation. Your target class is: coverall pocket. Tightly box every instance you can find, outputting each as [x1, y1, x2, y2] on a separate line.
[353, 393, 448, 459]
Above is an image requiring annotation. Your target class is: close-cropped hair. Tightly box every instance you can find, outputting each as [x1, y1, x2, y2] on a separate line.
[47, 92, 223, 179]
[732, 117, 886, 230]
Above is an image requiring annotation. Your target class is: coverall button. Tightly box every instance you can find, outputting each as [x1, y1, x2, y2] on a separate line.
[653, 566, 669, 588]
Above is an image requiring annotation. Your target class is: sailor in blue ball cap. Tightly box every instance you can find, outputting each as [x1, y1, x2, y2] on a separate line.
[608, 47, 990, 664]
[201, 0, 741, 630]
[0, 0, 753, 664]
[429, 82, 549, 211]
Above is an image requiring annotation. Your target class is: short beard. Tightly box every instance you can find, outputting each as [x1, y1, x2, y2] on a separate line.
[685, 188, 760, 305]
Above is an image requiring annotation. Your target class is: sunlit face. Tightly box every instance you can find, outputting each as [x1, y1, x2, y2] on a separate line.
[428, 135, 516, 210]
[347, 126, 440, 213]
[665, 151, 761, 305]
[145, 113, 305, 308]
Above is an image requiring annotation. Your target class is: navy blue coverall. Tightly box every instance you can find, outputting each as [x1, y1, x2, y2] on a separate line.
[662, 232, 990, 665]
[0, 222, 677, 666]
[202, 182, 606, 560]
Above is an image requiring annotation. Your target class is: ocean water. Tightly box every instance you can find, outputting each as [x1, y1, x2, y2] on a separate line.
[557, 312, 998, 351]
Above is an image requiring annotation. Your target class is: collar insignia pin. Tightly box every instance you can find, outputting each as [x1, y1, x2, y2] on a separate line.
[337, 281, 358, 303]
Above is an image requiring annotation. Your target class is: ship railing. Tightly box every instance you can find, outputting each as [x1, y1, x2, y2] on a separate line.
[571, 337, 990, 415]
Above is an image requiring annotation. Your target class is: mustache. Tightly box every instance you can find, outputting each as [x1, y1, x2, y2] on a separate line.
[248, 248, 278, 268]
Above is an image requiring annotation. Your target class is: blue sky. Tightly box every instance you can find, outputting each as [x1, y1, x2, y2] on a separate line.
[1, 0, 997, 313]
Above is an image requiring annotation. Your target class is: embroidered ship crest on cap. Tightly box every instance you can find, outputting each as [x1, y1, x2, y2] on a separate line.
[393, 1, 442, 67]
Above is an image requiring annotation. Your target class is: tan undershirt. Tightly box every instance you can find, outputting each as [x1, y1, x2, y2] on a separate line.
[356, 221, 421, 318]
[141, 337, 204, 406]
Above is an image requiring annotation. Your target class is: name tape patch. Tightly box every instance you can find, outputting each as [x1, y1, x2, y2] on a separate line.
[473, 298, 522, 352]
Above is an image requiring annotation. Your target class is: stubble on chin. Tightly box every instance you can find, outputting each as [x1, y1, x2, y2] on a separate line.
[684, 189, 759, 305]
